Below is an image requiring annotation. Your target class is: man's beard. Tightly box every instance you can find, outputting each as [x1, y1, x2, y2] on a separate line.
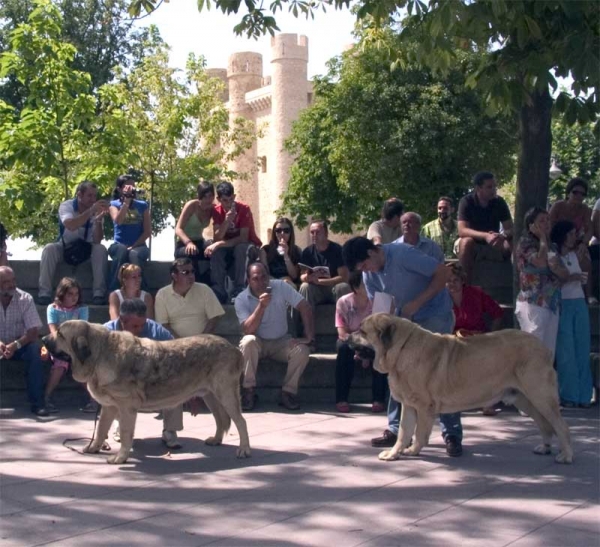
[0, 289, 15, 299]
[438, 212, 449, 221]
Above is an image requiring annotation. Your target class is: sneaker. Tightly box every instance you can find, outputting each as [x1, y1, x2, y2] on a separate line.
[33, 407, 50, 417]
[560, 400, 576, 409]
[162, 430, 182, 449]
[37, 295, 51, 306]
[81, 401, 99, 413]
[371, 402, 386, 413]
[335, 401, 350, 413]
[279, 390, 301, 411]
[92, 296, 106, 305]
[241, 388, 257, 411]
[482, 406, 498, 416]
[113, 425, 121, 443]
[45, 400, 59, 414]
[445, 435, 463, 457]
[371, 429, 397, 448]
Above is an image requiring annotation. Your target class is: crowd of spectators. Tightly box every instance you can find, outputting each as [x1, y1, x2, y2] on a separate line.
[0, 171, 597, 454]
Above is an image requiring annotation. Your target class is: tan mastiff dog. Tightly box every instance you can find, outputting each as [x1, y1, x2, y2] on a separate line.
[350, 314, 573, 464]
[43, 320, 251, 464]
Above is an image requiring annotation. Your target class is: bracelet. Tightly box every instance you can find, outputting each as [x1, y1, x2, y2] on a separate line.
[14, 340, 22, 350]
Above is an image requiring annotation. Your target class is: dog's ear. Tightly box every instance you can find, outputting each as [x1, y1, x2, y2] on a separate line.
[71, 335, 91, 363]
[380, 323, 396, 353]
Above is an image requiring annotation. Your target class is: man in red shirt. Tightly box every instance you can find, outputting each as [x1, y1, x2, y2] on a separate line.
[205, 182, 262, 303]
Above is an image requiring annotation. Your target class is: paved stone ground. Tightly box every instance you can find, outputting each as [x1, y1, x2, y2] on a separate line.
[0, 402, 598, 547]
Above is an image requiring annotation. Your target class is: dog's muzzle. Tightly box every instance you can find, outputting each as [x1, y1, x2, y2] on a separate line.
[41, 335, 72, 363]
[348, 334, 376, 361]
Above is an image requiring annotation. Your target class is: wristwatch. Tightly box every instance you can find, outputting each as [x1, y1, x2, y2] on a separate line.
[14, 340, 22, 350]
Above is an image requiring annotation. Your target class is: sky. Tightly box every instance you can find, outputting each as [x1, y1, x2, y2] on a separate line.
[9, 0, 356, 260]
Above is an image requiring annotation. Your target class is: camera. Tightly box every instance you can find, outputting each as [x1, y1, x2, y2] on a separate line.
[122, 188, 145, 200]
[265, 286, 272, 294]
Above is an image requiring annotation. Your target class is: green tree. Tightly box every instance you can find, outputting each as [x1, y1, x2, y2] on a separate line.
[0, 0, 149, 112]
[282, 42, 517, 232]
[131, 0, 599, 240]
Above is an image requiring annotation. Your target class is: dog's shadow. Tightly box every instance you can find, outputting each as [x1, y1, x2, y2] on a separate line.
[106, 436, 309, 475]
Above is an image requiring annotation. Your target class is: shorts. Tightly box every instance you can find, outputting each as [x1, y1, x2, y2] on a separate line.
[453, 238, 506, 262]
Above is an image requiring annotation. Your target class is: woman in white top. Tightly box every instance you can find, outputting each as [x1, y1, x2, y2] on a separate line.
[108, 263, 154, 320]
[550, 220, 592, 408]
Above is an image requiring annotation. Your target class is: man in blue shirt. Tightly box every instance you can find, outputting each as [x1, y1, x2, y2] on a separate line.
[393, 212, 445, 264]
[104, 298, 183, 449]
[343, 236, 464, 457]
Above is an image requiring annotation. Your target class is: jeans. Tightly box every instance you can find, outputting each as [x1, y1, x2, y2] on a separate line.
[387, 311, 462, 441]
[556, 298, 592, 405]
[335, 340, 387, 403]
[108, 243, 150, 291]
[14, 342, 45, 410]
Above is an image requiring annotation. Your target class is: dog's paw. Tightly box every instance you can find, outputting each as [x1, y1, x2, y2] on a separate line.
[400, 446, 421, 456]
[555, 451, 573, 464]
[83, 443, 102, 454]
[205, 436, 222, 446]
[236, 446, 251, 458]
[107, 453, 129, 464]
[533, 443, 552, 455]
[378, 449, 400, 461]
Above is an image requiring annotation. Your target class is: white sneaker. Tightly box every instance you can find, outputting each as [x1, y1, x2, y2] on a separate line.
[113, 425, 121, 443]
[161, 430, 182, 449]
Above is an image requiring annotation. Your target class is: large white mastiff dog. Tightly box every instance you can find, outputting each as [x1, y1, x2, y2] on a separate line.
[350, 314, 573, 464]
[43, 320, 251, 464]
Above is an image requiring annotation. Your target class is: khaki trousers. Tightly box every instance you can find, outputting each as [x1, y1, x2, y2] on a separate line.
[239, 334, 310, 394]
[162, 405, 183, 432]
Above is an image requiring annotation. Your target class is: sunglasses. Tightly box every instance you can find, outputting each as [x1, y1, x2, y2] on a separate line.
[176, 269, 194, 276]
[275, 227, 291, 234]
[571, 190, 586, 196]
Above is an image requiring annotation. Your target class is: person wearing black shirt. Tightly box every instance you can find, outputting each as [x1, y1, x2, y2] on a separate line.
[299, 220, 350, 309]
[456, 171, 513, 282]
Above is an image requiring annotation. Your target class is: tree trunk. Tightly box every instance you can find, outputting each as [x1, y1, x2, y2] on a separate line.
[514, 87, 553, 242]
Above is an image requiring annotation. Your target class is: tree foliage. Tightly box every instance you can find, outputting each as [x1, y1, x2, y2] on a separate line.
[0, 0, 255, 246]
[281, 41, 517, 232]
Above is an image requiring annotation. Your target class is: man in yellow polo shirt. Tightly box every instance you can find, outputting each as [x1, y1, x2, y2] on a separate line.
[155, 258, 225, 338]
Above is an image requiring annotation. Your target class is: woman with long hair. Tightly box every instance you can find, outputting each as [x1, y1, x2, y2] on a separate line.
[108, 263, 154, 320]
[259, 217, 302, 286]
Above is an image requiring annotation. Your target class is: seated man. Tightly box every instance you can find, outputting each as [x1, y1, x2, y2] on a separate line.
[456, 171, 513, 282]
[104, 298, 183, 449]
[155, 258, 225, 339]
[394, 212, 444, 263]
[0, 266, 47, 416]
[205, 182, 262, 303]
[38, 181, 110, 305]
[299, 220, 350, 309]
[367, 198, 404, 245]
[235, 262, 314, 411]
[422, 196, 459, 260]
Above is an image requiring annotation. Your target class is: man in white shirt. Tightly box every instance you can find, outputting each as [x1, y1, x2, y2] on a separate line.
[235, 262, 314, 411]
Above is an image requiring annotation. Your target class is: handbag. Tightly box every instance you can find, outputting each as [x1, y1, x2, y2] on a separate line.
[62, 205, 92, 266]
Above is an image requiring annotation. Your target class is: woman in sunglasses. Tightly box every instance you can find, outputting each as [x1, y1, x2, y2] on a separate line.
[259, 217, 302, 287]
[550, 178, 594, 303]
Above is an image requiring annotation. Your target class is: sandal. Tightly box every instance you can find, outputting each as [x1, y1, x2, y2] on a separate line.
[335, 402, 350, 413]
[371, 402, 385, 413]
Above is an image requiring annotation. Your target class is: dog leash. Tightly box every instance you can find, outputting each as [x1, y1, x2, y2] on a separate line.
[62, 405, 111, 455]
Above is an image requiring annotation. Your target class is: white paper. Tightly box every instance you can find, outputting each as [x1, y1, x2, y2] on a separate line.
[372, 292, 395, 314]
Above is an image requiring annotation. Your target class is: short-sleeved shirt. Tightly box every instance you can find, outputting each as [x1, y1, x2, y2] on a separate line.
[457, 192, 511, 233]
[335, 293, 373, 334]
[363, 243, 452, 322]
[155, 282, 225, 338]
[234, 279, 304, 340]
[394, 235, 445, 264]
[110, 199, 148, 246]
[453, 285, 503, 333]
[104, 318, 173, 341]
[367, 220, 401, 244]
[516, 234, 561, 313]
[421, 218, 458, 259]
[58, 199, 93, 244]
[212, 201, 261, 246]
[47, 304, 89, 326]
[300, 242, 345, 278]
[0, 289, 42, 343]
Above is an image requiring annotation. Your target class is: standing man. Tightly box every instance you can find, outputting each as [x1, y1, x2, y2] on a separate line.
[456, 172, 513, 282]
[0, 266, 47, 416]
[342, 237, 464, 457]
[205, 182, 262, 303]
[367, 198, 404, 245]
[422, 197, 459, 260]
[38, 181, 110, 305]
[299, 220, 350, 309]
[155, 258, 225, 339]
[394, 212, 445, 263]
[104, 298, 183, 449]
[235, 262, 314, 411]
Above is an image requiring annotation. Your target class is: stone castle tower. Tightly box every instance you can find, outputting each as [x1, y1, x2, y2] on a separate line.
[208, 34, 312, 244]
